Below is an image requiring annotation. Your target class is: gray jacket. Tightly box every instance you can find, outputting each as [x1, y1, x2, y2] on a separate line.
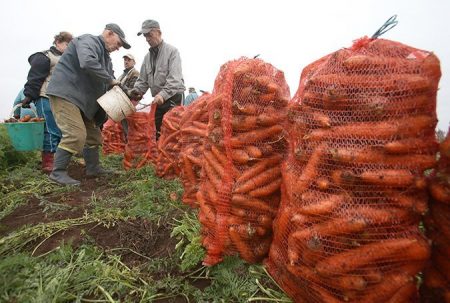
[134, 41, 185, 101]
[47, 34, 114, 123]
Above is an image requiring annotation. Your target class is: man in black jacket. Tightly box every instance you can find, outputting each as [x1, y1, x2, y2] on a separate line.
[21, 32, 73, 173]
[46, 24, 130, 185]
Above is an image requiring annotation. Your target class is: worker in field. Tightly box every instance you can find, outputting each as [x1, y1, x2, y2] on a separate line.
[46, 23, 130, 185]
[118, 53, 140, 139]
[129, 19, 185, 140]
[20, 31, 73, 173]
[183, 87, 198, 106]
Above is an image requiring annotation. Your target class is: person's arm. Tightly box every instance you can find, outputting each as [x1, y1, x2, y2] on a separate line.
[23, 53, 50, 101]
[76, 37, 113, 83]
[158, 49, 183, 101]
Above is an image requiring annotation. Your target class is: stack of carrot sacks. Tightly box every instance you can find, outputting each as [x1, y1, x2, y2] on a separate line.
[198, 57, 290, 266]
[265, 37, 441, 302]
[422, 130, 450, 302]
[156, 106, 185, 179]
[102, 119, 125, 155]
[123, 105, 158, 170]
[179, 93, 213, 207]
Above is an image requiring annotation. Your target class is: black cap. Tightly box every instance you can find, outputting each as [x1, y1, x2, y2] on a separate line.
[105, 23, 131, 49]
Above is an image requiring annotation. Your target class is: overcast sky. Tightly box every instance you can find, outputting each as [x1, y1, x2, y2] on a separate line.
[0, 0, 448, 130]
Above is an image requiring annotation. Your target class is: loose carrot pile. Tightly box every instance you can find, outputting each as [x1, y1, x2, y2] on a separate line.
[123, 105, 157, 170]
[198, 58, 290, 266]
[102, 119, 125, 155]
[4, 116, 45, 123]
[422, 130, 450, 302]
[266, 37, 440, 302]
[179, 93, 211, 207]
[156, 106, 185, 179]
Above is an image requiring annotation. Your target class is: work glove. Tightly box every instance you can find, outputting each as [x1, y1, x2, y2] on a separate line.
[129, 88, 143, 102]
[21, 96, 32, 108]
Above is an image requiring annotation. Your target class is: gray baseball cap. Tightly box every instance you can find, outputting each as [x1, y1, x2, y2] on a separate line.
[137, 19, 160, 36]
[105, 23, 131, 49]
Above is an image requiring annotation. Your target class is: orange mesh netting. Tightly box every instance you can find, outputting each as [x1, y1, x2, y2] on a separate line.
[422, 129, 450, 302]
[102, 119, 125, 155]
[156, 106, 185, 179]
[123, 104, 157, 170]
[265, 37, 440, 302]
[179, 93, 212, 207]
[198, 57, 290, 266]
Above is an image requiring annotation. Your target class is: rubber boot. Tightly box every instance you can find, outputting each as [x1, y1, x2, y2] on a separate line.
[83, 146, 113, 177]
[49, 148, 80, 185]
[41, 151, 54, 174]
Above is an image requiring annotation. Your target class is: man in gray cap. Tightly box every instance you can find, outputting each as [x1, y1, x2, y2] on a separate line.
[46, 23, 130, 185]
[129, 19, 185, 140]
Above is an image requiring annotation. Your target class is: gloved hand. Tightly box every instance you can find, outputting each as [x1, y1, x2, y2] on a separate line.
[128, 88, 143, 101]
[109, 79, 120, 89]
[21, 96, 32, 108]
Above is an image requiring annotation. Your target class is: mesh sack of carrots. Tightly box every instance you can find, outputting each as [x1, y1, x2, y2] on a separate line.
[123, 105, 157, 170]
[198, 57, 290, 266]
[265, 36, 441, 302]
[179, 93, 212, 207]
[421, 129, 450, 302]
[156, 106, 185, 179]
[102, 119, 125, 155]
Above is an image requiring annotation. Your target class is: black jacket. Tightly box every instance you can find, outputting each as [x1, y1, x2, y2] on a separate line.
[23, 46, 62, 100]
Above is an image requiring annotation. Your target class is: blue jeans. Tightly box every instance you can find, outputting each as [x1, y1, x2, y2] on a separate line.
[35, 97, 62, 153]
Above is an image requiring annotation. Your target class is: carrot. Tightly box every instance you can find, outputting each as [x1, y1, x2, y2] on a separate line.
[245, 145, 263, 158]
[236, 154, 282, 184]
[231, 149, 250, 164]
[304, 115, 437, 141]
[229, 226, 257, 263]
[210, 145, 239, 178]
[257, 112, 284, 126]
[360, 169, 415, 187]
[230, 125, 283, 147]
[182, 155, 196, 184]
[384, 138, 438, 154]
[309, 74, 431, 92]
[204, 150, 225, 177]
[231, 194, 276, 214]
[197, 191, 216, 223]
[359, 272, 413, 303]
[348, 206, 414, 225]
[331, 147, 437, 171]
[331, 169, 359, 186]
[202, 157, 222, 192]
[342, 54, 412, 71]
[232, 100, 257, 115]
[291, 143, 327, 195]
[235, 166, 281, 194]
[315, 177, 330, 190]
[248, 178, 281, 197]
[289, 217, 366, 245]
[309, 111, 331, 128]
[232, 115, 258, 131]
[272, 207, 292, 242]
[181, 127, 207, 138]
[186, 154, 202, 167]
[429, 182, 450, 204]
[385, 192, 429, 215]
[315, 237, 430, 276]
[298, 194, 346, 216]
[204, 180, 219, 203]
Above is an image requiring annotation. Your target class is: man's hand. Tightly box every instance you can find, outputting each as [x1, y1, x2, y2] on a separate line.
[109, 79, 120, 89]
[153, 95, 164, 105]
[128, 88, 143, 101]
[21, 96, 32, 108]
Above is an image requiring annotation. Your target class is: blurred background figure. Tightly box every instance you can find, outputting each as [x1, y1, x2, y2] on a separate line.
[118, 53, 140, 139]
[20, 31, 73, 173]
[183, 87, 198, 106]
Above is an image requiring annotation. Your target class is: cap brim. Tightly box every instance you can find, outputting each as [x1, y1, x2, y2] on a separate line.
[137, 28, 152, 36]
[120, 38, 131, 49]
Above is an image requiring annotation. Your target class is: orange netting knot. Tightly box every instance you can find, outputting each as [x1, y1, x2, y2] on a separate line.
[350, 35, 374, 51]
